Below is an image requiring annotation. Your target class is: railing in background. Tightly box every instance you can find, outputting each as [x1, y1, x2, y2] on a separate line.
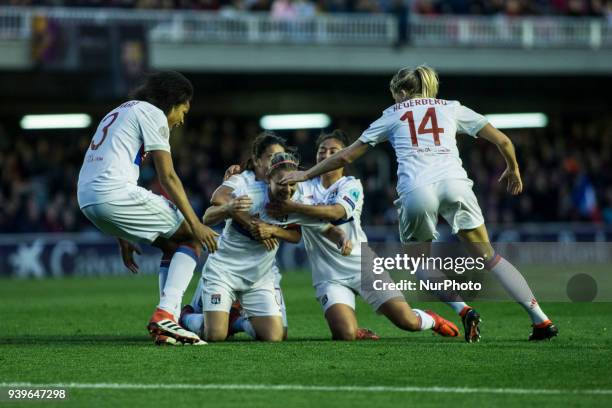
[1, 7, 610, 48]
[0, 7, 397, 45]
[410, 15, 610, 49]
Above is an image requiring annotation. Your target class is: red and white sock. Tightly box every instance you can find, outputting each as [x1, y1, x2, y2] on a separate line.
[487, 254, 549, 324]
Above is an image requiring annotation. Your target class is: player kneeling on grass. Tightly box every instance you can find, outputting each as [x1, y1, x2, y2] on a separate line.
[196, 152, 352, 342]
[267, 130, 459, 340]
[281, 65, 558, 342]
[77, 71, 218, 346]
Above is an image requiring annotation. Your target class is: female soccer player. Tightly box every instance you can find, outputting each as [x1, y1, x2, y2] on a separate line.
[205, 132, 291, 336]
[198, 152, 352, 342]
[267, 130, 459, 340]
[77, 71, 218, 345]
[280, 65, 558, 342]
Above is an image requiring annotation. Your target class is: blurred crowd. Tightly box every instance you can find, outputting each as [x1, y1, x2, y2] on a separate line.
[4, 0, 611, 17]
[1, 114, 611, 234]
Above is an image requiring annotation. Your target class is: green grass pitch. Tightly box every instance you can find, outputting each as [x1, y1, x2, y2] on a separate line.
[1, 271, 611, 407]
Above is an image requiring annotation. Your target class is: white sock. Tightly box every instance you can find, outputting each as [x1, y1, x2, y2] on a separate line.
[448, 302, 469, 315]
[158, 246, 198, 318]
[242, 318, 257, 339]
[488, 255, 549, 324]
[158, 259, 170, 299]
[412, 309, 435, 331]
[183, 313, 204, 335]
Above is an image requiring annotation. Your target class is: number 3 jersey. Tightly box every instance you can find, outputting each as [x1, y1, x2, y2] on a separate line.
[358, 98, 488, 198]
[77, 101, 170, 208]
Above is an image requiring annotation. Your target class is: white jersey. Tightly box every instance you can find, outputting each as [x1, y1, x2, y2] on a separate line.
[221, 170, 257, 192]
[77, 101, 170, 208]
[358, 98, 487, 198]
[296, 176, 368, 286]
[203, 180, 328, 285]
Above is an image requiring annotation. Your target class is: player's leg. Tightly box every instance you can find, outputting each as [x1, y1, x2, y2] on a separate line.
[396, 185, 473, 317]
[274, 270, 289, 340]
[179, 277, 205, 336]
[316, 283, 359, 340]
[81, 198, 201, 344]
[239, 282, 284, 342]
[202, 281, 235, 342]
[457, 225, 558, 340]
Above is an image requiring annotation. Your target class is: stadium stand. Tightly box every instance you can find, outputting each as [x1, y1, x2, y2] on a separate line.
[1, 114, 610, 234]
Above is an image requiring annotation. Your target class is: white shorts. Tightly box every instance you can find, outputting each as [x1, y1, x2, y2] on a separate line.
[395, 179, 484, 242]
[81, 187, 184, 244]
[315, 275, 403, 313]
[202, 276, 282, 318]
[273, 270, 288, 328]
[192, 268, 287, 327]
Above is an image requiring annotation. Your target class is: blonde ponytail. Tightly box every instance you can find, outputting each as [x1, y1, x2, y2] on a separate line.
[389, 64, 439, 101]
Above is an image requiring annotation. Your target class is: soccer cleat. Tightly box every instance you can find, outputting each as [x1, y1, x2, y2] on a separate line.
[426, 310, 460, 337]
[529, 320, 559, 341]
[356, 327, 380, 340]
[154, 334, 207, 346]
[147, 307, 201, 344]
[227, 301, 242, 338]
[460, 307, 482, 343]
[154, 334, 179, 346]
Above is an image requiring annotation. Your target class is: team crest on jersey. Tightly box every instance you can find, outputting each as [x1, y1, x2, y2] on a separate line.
[321, 294, 328, 305]
[210, 294, 221, 304]
[159, 126, 169, 140]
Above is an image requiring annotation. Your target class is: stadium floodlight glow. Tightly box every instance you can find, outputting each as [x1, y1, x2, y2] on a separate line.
[484, 113, 548, 129]
[20, 114, 92, 130]
[260, 114, 331, 130]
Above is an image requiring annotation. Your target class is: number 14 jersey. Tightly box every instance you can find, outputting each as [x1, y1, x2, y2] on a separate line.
[358, 98, 488, 197]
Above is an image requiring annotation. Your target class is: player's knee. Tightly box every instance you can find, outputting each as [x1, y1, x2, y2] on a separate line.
[332, 328, 356, 341]
[204, 327, 227, 342]
[330, 321, 357, 341]
[258, 328, 284, 342]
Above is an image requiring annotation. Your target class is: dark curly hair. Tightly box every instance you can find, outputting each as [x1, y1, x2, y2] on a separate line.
[315, 129, 350, 151]
[244, 131, 294, 172]
[129, 71, 193, 115]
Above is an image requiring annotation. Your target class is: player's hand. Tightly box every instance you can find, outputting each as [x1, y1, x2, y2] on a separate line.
[266, 200, 292, 220]
[118, 239, 142, 274]
[280, 170, 307, 185]
[223, 164, 241, 181]
[499, 166, 523, 195]
[262, 238, 279, 251]
[192, 223, 219, 252]
[226, 195, 252, 214]
[250, 218, 275, 240]
[338, 238, 353, 256]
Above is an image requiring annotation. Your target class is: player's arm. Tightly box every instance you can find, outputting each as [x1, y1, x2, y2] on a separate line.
[280, 140, 370, 184]
[250, 219, 301, 244]
[267, 200, 346, 222]
[202, 195, 252, 226]
[477, 124, 523, 195]
[321, 225, 352, 256]
[151, 150, 218, 251]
